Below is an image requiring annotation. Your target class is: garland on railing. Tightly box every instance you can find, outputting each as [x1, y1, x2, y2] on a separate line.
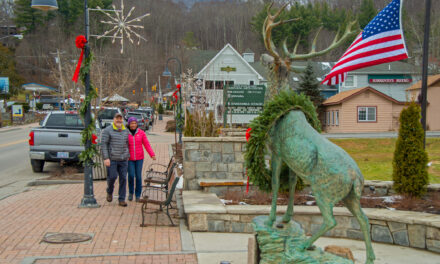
[73, 35, 99, 166]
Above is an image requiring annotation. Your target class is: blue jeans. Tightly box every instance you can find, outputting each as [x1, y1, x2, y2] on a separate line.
[107, 160, 128, 201]
[128, 160, 144, 198]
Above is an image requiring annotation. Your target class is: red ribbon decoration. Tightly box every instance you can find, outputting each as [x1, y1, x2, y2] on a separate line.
[72, 35, 87, 83]
[245, 127, 252, 193]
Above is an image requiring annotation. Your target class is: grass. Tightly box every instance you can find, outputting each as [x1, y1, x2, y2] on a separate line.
[330, 138, 440, 184]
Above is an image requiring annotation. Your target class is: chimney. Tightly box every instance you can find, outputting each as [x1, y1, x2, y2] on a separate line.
[243, 48, 255, 63]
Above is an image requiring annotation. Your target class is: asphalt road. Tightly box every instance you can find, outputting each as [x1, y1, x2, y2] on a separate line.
[0, 124, 59, 200]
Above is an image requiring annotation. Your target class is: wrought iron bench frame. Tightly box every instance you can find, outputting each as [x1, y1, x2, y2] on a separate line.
[139, 176, 180, 227]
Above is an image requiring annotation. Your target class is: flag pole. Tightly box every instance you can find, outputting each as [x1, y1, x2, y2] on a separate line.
[420, 0, 431, 149]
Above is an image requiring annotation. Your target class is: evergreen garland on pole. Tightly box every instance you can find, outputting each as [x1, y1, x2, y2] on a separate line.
[78, 50, 99, 166]
[392, 102, 429, 197]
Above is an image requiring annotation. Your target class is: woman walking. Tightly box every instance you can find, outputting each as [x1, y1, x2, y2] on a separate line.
[127, 117, 156, 202]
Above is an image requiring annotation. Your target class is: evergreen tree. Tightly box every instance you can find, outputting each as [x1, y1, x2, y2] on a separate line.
[392, 102, 429, 197]
[297, 63, 323, 108]
[358, 0, 377, 29]
[0, 46, 24, 96]
[14, 0, 46, 33]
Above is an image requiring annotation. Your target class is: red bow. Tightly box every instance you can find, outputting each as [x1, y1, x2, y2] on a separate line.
[245, 127, 252, 194]
[176, 84, 181, 90]
[72, 35, 87, 83]
[172, 91, 178, 101]
[245, 127, 252, 142]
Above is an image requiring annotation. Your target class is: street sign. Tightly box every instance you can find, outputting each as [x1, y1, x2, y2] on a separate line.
[0, 77, 9, 94]
[223, 84, 266, 124]
[190, 94, 207, 108]
[12, 105, 23, 117]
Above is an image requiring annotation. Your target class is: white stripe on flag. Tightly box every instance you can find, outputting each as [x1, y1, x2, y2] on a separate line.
[329, 48, 408, 73]
[339, 39, 405, 63]
[342, 30, 402, 56]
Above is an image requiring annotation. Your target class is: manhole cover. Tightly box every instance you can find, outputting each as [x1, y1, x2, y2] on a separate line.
[42, 233, 92, 244]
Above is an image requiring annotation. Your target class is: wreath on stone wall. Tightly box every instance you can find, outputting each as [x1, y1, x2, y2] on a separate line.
[244, 90, 321, 192]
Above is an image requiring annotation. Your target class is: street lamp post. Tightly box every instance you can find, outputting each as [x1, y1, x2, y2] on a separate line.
[162, 58, 182, 143]
[32, 0, 99, 208]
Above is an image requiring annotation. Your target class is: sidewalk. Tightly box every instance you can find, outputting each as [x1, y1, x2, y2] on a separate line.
[0, 116, 196, 264]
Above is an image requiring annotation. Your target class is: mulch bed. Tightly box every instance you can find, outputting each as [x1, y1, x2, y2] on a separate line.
[220, 189, 440, 214]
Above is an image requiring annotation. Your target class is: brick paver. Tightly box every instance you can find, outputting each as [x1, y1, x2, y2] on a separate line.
[0, 116, 193, 264]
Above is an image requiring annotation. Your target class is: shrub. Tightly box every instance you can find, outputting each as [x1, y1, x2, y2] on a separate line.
[184, 109, 219, 137]
[158, 103, 164, 114]
[392, 102, 429, 197]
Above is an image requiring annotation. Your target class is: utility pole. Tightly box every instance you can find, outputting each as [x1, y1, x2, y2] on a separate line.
[55, 49, 65, 110]
[145, 70, 148, 105]
[158, 75, 162, 104]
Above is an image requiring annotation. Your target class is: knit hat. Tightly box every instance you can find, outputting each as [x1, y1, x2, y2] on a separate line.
[127, 117, 138, 125]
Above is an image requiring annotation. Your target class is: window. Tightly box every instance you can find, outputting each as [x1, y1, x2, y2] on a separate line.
[344, 75, 354, 87]
[249, 80, 254, 85]
[331, 111, 335, 125]
[335, 111, 339, 126]
[205, 81, 214, 89]
[326, 112, 330, 126]
[358, 107, 376, 122]
[205, 80, 234, 90]
[45, 113, 84, 128]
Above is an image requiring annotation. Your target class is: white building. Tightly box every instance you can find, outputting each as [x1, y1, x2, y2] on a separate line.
[193, 44, 266, 123]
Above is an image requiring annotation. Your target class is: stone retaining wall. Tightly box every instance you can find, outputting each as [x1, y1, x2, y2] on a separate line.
[184, 191, 440, 254]
[183, 137, 247, 190]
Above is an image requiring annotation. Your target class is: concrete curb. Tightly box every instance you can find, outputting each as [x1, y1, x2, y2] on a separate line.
[0, 128, 21, 133]
[20, 249, 247, 264]
[27, 180, 83, 186]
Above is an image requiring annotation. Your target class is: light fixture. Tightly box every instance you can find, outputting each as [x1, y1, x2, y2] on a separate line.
[31, 0, 58, 11]
[162, 67, 172, 77]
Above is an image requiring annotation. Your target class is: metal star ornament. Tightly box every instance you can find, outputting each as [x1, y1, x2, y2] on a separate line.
[94, 0, 150, 53]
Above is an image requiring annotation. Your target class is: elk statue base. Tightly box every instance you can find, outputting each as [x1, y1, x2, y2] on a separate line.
[252, 216, 353, 264]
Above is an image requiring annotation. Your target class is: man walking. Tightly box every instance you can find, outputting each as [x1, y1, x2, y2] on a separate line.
[101, 112, 129, 207]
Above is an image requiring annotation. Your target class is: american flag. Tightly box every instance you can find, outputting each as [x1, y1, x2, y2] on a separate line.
[322, 0, 408, 85]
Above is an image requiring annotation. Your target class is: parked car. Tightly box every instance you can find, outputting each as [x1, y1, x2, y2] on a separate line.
[125, 112, 148, 131]
[28, 111, 101, 172]
[98, 107, 123, 128]
[133, 108, 154, 126]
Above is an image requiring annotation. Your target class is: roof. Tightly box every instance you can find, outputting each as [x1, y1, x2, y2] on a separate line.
[406, 74, 440, 90]
[289, 61, 338, 91]
[22, 83, 57, 92]
[249, 62, 269, 81]
[102, 94, 129, 102]
[184, 49, 218, 74]
[349, 61, 419, 74]
[323, 86, 405, 106]
[196, 43, 264, 81]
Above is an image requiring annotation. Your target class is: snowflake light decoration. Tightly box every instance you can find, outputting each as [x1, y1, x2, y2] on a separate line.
[95, 0, 150, 53]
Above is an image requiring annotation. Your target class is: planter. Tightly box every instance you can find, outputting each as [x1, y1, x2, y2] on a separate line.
[183, 190, 440, 254]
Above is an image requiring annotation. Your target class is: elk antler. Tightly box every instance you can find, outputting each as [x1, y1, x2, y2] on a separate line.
[283, 20, 359, 60]
[262, 2, 299, 63]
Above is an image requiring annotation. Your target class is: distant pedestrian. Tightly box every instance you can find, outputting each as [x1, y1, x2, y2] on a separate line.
[101, 113, 129, 207]
[127, 117, 156, 202]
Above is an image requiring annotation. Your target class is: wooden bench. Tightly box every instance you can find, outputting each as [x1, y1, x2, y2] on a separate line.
[139, 176, 180, 227]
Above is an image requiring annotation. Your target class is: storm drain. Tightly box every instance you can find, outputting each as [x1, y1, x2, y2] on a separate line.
[42, 233, 93, 244]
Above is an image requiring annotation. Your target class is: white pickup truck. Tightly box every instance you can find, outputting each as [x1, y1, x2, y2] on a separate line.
[28, 111, 101, 172]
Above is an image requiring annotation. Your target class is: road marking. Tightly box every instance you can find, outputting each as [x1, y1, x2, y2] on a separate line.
[0, 139, 27, 148]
